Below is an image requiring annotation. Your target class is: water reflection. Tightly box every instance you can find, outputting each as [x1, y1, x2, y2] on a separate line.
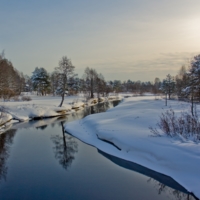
[36, 125, 48, 130]
[51, 122, 78, 170]
[11, 117, 61, 130]
[82, 101, 120, 117]
[49, 101, 120, 170]
[0, 129, 16, 181]
[98, 150, 198, 200]
[8, 101, 121, 131]
[147, 178, 198, 200]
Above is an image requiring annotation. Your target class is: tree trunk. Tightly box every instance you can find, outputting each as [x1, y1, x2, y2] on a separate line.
[91, 78, 94, 98]
[59, 93, 65, 107]
[191, 93, 194, 116]
[61, 121, 66, 150]
[168, 87, 170, 100]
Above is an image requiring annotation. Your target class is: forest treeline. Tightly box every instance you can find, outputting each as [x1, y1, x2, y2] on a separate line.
[1, 52, 200, 105]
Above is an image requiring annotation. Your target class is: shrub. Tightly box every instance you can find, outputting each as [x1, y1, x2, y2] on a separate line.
[0, 88, 16, 101]
[149, 109, 200, 142]
[21, 96, 32, 101]
[12, 96, 20, 101]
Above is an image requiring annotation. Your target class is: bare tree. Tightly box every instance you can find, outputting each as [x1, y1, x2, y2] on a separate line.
[83, 67, 98, 99]
[55, 56, 76, 107]
[96, 73, 106, 99]
[153, 77, 161, 96]
[161, 74, 176, 106]
[51, 122, 78, 170]
[0, 55, 23, 99]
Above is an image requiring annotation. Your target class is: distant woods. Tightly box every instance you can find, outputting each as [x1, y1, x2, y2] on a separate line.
[0, 52, 26, 100]
[1, 51, 200, 107]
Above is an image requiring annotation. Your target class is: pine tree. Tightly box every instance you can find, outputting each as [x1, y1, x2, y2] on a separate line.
[31, 67, 50, 96]
[182, 54, 200, 115]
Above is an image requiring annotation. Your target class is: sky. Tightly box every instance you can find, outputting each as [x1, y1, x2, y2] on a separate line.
[1, 0, 200, 82]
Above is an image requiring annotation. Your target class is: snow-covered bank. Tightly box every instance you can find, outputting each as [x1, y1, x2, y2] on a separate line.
[0, 94, 122, 132]
[0, 96, 75, 122]
[65, 96, 200, 199]
[0, 112, 13, 134]
[0, 112, 12, 125]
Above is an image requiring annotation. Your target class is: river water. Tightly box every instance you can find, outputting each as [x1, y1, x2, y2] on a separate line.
[0, 101, 197, 200]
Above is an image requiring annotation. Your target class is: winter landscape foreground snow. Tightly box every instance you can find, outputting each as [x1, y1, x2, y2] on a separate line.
[64, 96, 200, 199]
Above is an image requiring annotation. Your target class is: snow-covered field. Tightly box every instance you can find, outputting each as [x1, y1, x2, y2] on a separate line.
[64, 96, 200, 199]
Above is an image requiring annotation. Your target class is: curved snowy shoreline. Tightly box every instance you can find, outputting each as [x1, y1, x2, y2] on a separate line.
[0, 95, 122, 133]
[65, 96, 200, 199]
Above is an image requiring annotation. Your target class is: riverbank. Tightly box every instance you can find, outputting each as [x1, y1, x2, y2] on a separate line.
[64, 96, 200, 199]
[0, 94, 122, 133]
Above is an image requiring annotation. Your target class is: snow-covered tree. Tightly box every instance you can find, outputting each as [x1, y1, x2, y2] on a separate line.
[50, 71, 59, 96]
[24, 75, 32, 92]
[175, 65, 189, 98]
[182, 54, 200, 115]
[161, 74, 175, 99]
[68, 77, 80, 94]
[31, 67, 50, 96]
[187, 55, 200, 99]
[55, 56, 76, 107]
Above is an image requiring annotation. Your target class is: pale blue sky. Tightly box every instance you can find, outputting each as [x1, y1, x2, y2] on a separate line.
[1, 0, 200, 81]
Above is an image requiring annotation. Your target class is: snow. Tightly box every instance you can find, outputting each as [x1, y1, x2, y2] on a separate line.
[0, 94, 121, 131]
[0, 95, 85, 125]
[108, 95, 121, 101]
[72, 101, 85, 109]
[64, 96, 200, 198]
[0, 112, 13, 134]
[0, 112, 12, 125]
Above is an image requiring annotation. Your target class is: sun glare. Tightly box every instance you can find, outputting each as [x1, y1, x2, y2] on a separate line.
[186, 18, 200, 38]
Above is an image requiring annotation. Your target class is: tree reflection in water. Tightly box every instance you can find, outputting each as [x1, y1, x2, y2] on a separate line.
[50, 100, 120, 170]
[0, 129, 16, 181]
[51, 122, 78, 170]
[82, 101, 116, 117]
[36, 125, 48, 130]
[69, 100, 121, 120]
[98, 150, 199, 200]
[147, 178, 198, 200]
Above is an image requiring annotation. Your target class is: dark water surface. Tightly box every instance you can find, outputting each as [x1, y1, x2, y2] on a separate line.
[0, 101, 197, 200]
